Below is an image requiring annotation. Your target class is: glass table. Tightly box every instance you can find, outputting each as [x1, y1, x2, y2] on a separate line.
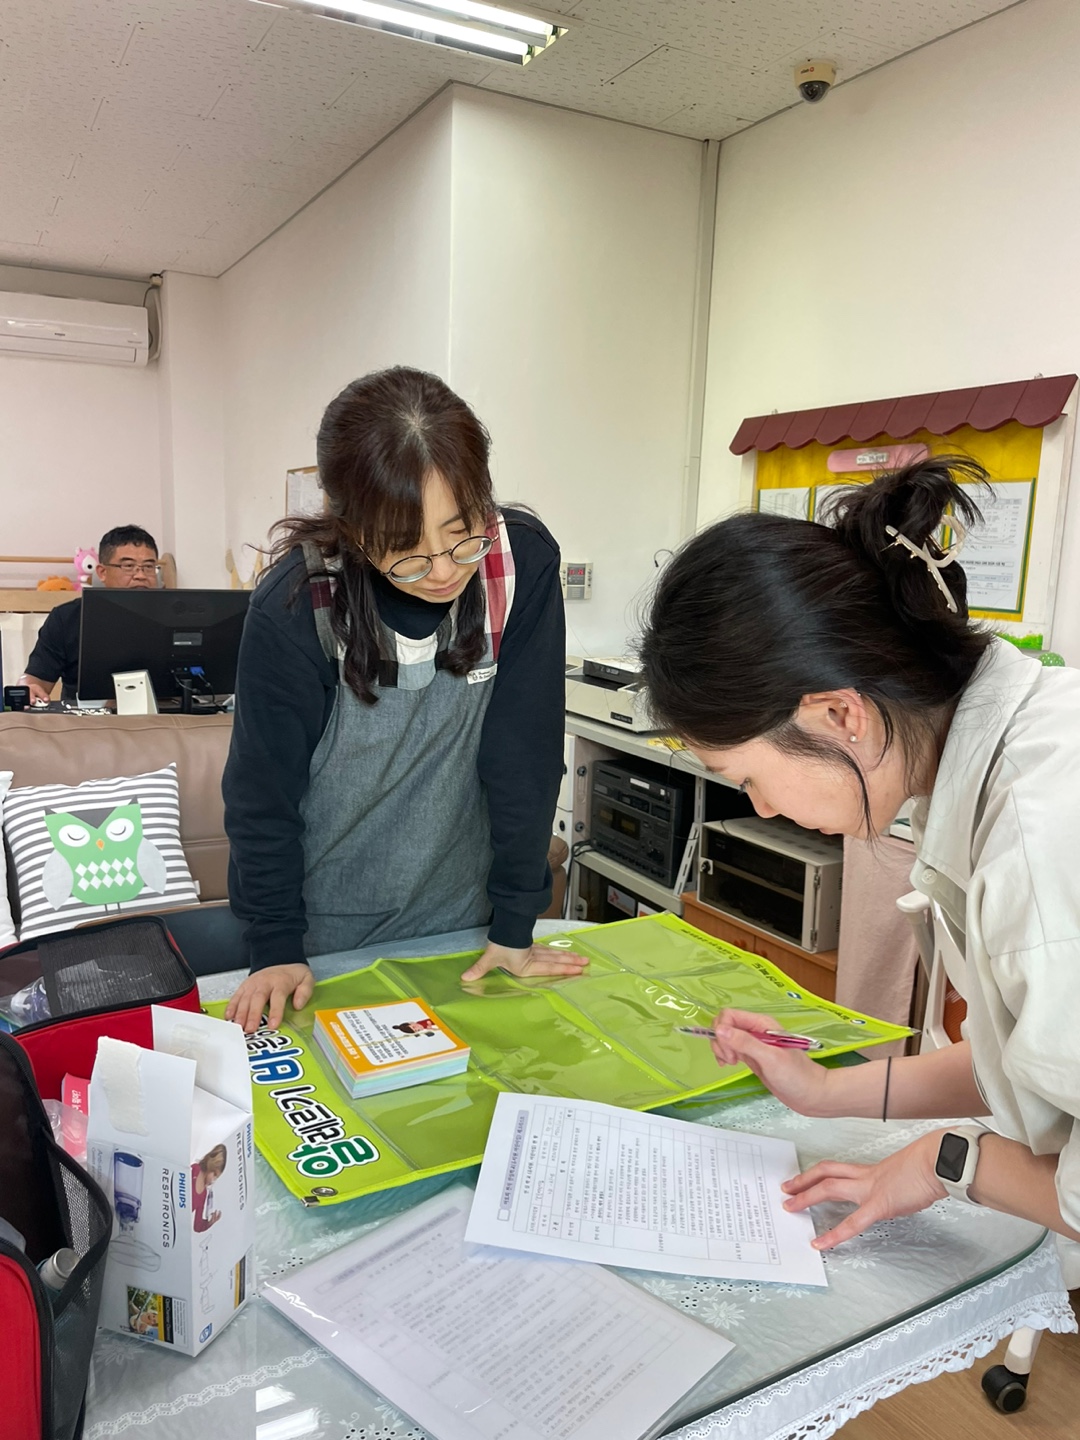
[84, 926, 1074, 1440]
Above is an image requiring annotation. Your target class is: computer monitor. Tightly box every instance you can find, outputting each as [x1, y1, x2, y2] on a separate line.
[78, 589, 251, 709]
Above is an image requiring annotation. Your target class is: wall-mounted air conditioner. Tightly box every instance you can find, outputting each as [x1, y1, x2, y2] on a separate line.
[0, 291, 150, 366]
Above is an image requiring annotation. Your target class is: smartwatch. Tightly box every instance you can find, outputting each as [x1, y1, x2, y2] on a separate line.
[934, 1127, 985, 1204]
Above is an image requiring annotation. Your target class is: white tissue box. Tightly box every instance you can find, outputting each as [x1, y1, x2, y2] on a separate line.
[86, 1006, 255, 1356]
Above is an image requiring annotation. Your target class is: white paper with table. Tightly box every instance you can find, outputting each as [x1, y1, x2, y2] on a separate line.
[467, 1093, 827, 1288]
[263, 1186, 733, 1440]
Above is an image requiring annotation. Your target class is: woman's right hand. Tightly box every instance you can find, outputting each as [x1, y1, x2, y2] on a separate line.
[225, 964, 315, 1034]
[710, 1009, 833, 1117]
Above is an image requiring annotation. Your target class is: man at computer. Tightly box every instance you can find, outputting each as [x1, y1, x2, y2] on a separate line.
[19, 525, 159, 704]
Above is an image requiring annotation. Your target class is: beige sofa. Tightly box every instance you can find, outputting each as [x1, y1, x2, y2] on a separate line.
[1, 711, 232, 908]
[1, 712, 568, 968]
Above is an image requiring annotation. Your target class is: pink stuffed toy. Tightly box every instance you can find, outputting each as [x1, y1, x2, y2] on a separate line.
[74, 546, 98, 590]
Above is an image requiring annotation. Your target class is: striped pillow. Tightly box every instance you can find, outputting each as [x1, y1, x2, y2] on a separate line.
[3, 764, 199, 942]
[0, 771, 14, 948]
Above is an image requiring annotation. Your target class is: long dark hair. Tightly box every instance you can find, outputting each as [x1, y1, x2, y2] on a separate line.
[639, 456, 994, 828]
[271, 367, 495, 703]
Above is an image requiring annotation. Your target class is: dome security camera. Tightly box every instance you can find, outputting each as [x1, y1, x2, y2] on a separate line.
[794, 60, 836, 103]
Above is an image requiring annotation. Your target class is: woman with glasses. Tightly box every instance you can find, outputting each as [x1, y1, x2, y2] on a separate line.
[224, 367, 585, 1033]
[18, 524, 159, 705]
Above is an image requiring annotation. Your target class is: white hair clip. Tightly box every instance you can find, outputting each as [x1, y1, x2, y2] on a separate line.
[884, 519, 966, 614]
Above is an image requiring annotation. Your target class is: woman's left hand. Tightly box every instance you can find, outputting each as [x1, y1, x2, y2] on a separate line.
[461, 941, 589, 983]
[781, 1130, 949, 1251]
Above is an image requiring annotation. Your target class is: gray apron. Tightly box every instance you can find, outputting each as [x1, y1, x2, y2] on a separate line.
[299, 554, 495, 957]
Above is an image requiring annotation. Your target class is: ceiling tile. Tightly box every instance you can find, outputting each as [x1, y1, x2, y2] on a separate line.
[844, 0, 1020, 52]
[0, 0, 1021, 278]
[478, 23, 663, 120]
[562, 0, 863, 64]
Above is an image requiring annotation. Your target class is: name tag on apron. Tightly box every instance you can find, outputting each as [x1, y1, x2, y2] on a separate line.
[467, 665, 498, 685]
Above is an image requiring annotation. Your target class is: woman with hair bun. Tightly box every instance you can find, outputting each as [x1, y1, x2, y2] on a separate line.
[640, 456, 1080, 1251]
[223, 367, 585, 1033]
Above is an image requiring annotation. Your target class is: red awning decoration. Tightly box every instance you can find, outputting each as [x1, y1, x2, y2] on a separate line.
[729, 374, 1078, 455]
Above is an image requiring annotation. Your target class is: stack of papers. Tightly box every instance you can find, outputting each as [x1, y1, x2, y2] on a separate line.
[264, 1098, 829, 1439]
[313, 998, 469, 1099]
[468, 1093, 827, 1288]
[264, 1188, 735, 1440]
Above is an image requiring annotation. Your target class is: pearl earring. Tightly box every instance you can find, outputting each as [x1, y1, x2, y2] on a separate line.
[849, 734, 858, 743]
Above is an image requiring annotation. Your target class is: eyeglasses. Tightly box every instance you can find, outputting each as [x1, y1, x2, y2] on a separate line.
[366, 534, 494, 583]
[101, 561, 159, 576]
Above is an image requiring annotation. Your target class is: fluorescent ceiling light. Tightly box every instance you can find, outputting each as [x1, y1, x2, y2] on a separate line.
[255, 0, 566, 64]
[420, 0, 554, 37]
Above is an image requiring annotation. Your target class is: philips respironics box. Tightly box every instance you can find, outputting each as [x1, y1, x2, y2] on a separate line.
[87, 1007, 255, 1356]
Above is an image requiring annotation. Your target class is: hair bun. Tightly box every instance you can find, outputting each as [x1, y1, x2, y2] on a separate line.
[823, 455, 987, 625]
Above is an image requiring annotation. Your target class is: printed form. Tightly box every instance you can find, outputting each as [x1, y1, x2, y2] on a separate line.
[466, 1093, 827, 1288]
[263, 1187, 733, 1440]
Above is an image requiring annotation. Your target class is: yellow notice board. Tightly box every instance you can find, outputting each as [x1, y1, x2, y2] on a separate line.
[753, 422, 1044, 622]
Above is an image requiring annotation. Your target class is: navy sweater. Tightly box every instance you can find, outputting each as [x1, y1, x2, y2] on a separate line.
[222, 511, 565, 972]
[24, 596, 81, 701]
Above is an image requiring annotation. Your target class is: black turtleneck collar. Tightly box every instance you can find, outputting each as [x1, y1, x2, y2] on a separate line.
[371, 569, 455, 641]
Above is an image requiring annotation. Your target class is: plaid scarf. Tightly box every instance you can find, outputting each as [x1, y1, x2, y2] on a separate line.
[478, 510, 515, 667]
[304, 511, 516, 689]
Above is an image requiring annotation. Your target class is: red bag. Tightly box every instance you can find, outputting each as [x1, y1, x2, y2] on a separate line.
[0, 1032, 112, 1440]
[1, 916, 201, 1100]
[3, 1249, 42, 1440]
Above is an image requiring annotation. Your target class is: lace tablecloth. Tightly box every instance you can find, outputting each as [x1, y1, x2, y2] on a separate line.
[84, 933, 1075, 1440]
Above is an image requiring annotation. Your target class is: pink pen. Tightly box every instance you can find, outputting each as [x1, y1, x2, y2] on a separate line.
[676, 1025, 823, 1051]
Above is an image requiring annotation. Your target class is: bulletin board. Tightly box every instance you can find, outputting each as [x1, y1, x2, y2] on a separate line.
[753, 420, 1064, 629]
[286, 465, 325, 519]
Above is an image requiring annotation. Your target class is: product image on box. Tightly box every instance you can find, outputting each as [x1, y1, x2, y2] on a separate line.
[86, 1005, 256, 1356]
[127, 1286, 174, 1342]
[110, 1151, 161, 1272]
[313, 998, 470, 1099]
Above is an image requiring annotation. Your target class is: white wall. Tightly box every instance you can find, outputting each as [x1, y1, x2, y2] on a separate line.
[0, 364, 161, 589]
[217, 92, 454, 569]
[448, 88, 702, 655]
[698, 0, 1080, 658]
[215, 85, 704, 653]
[0, 264, 161, 590]
[0, 264, 145, 307]
[0, 349, 160, 586]
[157, 272, 227, 587]
[0, 264, 230, 591]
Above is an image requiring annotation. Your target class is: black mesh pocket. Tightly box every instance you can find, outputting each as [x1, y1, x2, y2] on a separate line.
[1, 917, 194, 1030]
[49, 1150, 111, 1440]
[38, 919, 189, 1017]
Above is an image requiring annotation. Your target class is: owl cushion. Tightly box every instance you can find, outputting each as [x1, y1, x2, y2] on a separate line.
[2, 763, 199, 941]
[0, 771, 15, 948]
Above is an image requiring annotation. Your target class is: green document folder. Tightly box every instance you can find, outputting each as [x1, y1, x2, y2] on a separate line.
[203, 914, 908, 1206]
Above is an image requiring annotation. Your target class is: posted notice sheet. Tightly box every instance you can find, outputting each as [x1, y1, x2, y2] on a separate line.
[263, 1187, 733, 1440]
[466, 1093, 827, 1288]
[957, 478, 1035, 615]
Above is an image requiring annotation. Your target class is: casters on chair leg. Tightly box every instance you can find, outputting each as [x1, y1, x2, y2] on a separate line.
[982, 1364, 1029, 1412]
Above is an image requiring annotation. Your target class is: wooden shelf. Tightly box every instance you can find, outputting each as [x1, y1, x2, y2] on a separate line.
[681, 892, 837, 1002]
[564, 714, 677, 769]
[0, 588, 80, 612]
[562, 715, 740, 791]
[577, 849, 684, 916]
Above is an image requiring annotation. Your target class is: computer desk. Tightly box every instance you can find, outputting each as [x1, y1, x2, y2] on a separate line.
[84, 924, 1074, 1440]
